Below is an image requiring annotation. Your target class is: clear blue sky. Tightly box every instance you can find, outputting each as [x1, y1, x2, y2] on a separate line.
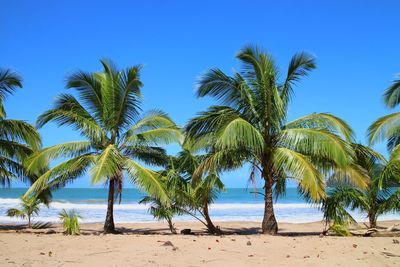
[2, 0, 399, 188]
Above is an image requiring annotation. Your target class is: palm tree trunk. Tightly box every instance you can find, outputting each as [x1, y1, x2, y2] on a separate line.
[262, 177, 278, 235]
[104, 179, 115, 233]
[167, 218, 177, 234]
[368, 213, 377, 229]
[203, 204, 222, 235]
[28, 215, 31, 229]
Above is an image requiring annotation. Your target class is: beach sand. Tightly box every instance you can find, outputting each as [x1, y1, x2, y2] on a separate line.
[0, 221, 400, 266]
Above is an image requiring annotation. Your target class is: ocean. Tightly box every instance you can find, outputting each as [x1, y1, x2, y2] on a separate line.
[1, 188, 399, 225]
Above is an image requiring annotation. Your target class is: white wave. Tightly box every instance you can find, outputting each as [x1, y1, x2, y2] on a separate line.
[49, 202, 148, 210]
[210, 203, 316, 209]
[0, 198, 317, 211]
[0, 198, 21, 204]
[48, 202, 315, 210]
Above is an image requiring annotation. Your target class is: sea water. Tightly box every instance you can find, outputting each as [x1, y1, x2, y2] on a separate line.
[0, 188, 399, 224]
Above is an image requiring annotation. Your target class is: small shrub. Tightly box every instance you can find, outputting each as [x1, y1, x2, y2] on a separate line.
[59, 209, 81, 235]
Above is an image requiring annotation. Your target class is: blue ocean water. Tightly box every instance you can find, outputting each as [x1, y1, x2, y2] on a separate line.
[0, 188, 399, 224]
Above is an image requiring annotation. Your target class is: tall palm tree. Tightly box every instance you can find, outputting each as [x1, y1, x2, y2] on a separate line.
[186, 46, 364, 234]
[323, 144, 400, 228]
[368, 74, 400, 150]
[0, 69, 41, 187]
[25, 60, 182, 233]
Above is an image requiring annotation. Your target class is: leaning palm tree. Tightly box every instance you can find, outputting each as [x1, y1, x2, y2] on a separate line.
[174, 142, 226, 234]
[186, 46, 364, 234]
[139, 196, 181, 234]
[6, 196, 43, 228]
[368, 74, 400, 150]
[0, 68, 41, 187]
[25, 60, 181, 233]
[185, 172, 225, 234]
[142, 148, 225, 234]
[323, 144, 400, 229]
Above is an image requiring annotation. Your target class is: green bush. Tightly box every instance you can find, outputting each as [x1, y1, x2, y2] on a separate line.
[59, 209, 81, 235]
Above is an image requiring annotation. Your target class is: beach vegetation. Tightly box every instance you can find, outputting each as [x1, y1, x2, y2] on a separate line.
[0, 69, 41, 187]
[185, 45, 363, 234]
[322, 144, 400, 229]
[59, 209, 81, 235]
[6, 196, 43, 228]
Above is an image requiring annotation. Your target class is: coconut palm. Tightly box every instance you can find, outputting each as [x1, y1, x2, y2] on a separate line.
[145, 145, 225, 234]
[140, 196, 181, 234]
[323, 144, 400, 228]
[186, 45, 364, 234]
[368, 74, 400, 150]
[185, 172, 225, 234]
[175, 143, 225, 234]
[0, 69, 41, 187]
[25, 60, 182, 233]
[6, 196, 43, 228]
[140, 157, 186, 234]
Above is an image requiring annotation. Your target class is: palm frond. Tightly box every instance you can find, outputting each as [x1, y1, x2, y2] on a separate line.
[274, 147, 325, 200]
[25, 141, 92, 175]
[25, 155, 94, 196]
[123, 145, 167, 166]
[383, 77, 400, 108]
[66, 70, 103, 122]
[214, 117, 264, 152]
[280, 52, 316, 106]
[0, 69, 22, 118]
[285, 113, 354, 141]
[279, 128, 353, 168]
[322, 185, 367, 225]
[36, 94, 106, 143]
[90, 145, 123, 184]
[0, 119, 41, 151]
[125, 158, 169, 204]
[367, 112, 400, 145]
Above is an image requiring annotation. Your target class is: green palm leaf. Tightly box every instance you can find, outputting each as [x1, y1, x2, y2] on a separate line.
[125, 158, 169, 204]
[90, 145, 123, 184]
[0, 69, 22, 118]
[274, 147, 325, 200]
[383, 77, 400, 108]
[285, 113, 354, 141]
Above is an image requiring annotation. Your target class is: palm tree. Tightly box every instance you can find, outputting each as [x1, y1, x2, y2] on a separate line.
[139, 158, 186, 234]
[323, 144, 400, 229]
[368, 74, 400, 150]
[186, 46, 364, 234]
[145, 146, 225, 234]
[6, 196, 43, 228]
[175, 144, 225, 234]
[25, 60, 182, 233]
[139, 196, 180, 234]
[185, 172, 225, 234]
[0, 69, 41, 187]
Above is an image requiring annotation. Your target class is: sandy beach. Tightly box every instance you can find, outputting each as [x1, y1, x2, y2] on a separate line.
[1, 221, 399, 267]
